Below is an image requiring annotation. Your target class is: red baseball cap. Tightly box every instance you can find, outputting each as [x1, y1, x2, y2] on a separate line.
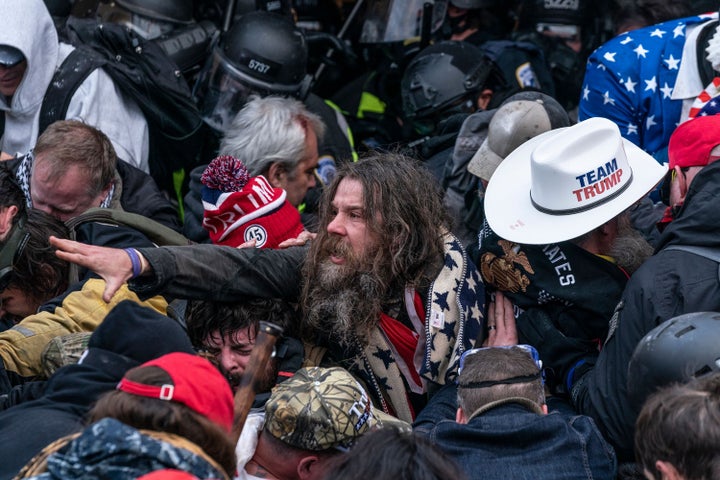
[118, 352, 234, 433]
[668, 115, 720, 169]
[136, 470, 200, 480]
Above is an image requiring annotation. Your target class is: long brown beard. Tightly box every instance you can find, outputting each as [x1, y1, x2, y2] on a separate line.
[303, 235, 392, 348]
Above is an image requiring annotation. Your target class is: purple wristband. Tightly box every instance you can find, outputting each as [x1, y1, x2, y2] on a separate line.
[124, 248, 142, 278]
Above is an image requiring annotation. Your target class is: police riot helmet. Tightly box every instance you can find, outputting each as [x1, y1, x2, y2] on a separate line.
[401, 41, 490, 121]
[193, 11, 311, 132]
[359, 0, 448, 44]
[449, 0, 501, 9]
[627, 312, 720, 410]
[115, 0, 193, 23]
[518, 0, 590, 27]
[223, 12, 308, 90]
[234, 0, 293, 18]
[97, 0, 193, 39]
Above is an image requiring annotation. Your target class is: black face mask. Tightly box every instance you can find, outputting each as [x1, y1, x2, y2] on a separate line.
[447, 12, 469, 35]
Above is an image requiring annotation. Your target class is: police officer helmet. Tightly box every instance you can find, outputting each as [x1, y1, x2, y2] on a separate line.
[114, 0, 193, 24]
[627, 312, 720, 410]
[234, 0, 293, 18]
[401, 41, 490, 121]
[222, 12, 309, 92]
[193, 11, 311, 132]
[449, 0, 501, 9]
[518, 0, 590, 27]
[97, 0, 193, 39]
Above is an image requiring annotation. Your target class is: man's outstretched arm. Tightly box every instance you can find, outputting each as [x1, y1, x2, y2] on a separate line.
[51, 236, 307, 302]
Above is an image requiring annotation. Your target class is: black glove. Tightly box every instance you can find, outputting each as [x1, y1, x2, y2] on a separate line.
[517, 308, 599, 394]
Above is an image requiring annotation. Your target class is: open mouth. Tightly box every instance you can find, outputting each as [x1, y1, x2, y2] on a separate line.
[227, 373, 241, 392]
[329, 254, 345, 265]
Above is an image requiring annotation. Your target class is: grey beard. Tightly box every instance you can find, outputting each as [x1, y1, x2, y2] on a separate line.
[305, 259, 387, 348]
[610, 217, 655, 276]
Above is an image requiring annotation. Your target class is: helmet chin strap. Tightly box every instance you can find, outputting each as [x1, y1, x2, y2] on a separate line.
[705, 22, 720, 72]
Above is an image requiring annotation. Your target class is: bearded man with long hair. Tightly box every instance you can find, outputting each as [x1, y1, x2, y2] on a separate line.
[296, 155, 484, 420]
[48, 153, 486, 423]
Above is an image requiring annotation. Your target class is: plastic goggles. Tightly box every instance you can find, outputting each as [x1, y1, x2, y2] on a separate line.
[459, 344, 544, 387]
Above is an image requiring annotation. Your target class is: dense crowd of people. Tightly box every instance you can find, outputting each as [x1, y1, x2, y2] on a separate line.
[1, 0, 720, 479]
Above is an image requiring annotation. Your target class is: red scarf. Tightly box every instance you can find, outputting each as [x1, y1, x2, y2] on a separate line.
[378, 293, 425, 389]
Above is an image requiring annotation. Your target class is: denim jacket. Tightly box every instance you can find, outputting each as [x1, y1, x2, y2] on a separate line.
[414, 383, 616, 480]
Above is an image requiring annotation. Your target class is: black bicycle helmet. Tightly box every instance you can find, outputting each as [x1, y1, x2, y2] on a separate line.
[627, 311, 720, 410]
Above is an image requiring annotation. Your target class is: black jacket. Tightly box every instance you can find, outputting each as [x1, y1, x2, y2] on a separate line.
[115, 160, 181, 231]
[573, 160, 720, 461]
[0, 300, 195, 479]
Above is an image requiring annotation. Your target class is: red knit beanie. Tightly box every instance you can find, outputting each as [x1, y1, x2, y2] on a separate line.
[201, 155, 304, 249]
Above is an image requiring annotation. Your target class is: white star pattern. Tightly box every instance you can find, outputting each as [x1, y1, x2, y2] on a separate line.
[623, 77, 637, 93]
[467, 274, 477, 294]
[603, 91, 616, 105]
[663, 54, 680, 70]
[633, 44, 649, 58]
[620, 36, 633, 45]
[597, 63, 606, 71]
[660, 82, 673, 99]
[673, 24, 685, 38]
[583, 85, 590, 100]
[603, 51, 617, 62]
[470, 305, 482, 322]
[646, 115, 657, 129]
[650, 28, 666, 38]
[627, 123, 638, 135]
[645, 76, 658, 92]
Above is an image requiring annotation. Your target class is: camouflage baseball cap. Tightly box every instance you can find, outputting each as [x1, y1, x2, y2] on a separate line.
[264, 366, 409, 451]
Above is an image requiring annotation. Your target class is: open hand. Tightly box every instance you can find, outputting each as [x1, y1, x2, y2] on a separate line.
[50, 236, 135, 302]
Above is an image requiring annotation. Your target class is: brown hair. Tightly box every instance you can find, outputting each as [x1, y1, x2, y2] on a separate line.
[302, 153, 448, 300]
[88, 366, 236, 476]
[457, 347, 545, 415]
[323, 428, 467, 480]
[635, 373, 720, 480]
[185, 297, 298, 348]
[9, 209, 69, 308]
[33, 120, 116, 199]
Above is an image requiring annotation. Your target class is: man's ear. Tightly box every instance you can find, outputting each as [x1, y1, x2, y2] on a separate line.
[477, 89, 494, 111]
[456, 407, 469, 424]
[674, 166, 690, 204]
[297, 455, 320, 480]
[267, 162, 286, 189]
[655, 460, 683, 480]
[0, 205, 19, 239]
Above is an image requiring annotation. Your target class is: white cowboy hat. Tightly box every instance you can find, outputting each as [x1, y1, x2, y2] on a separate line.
[484, 117, 666, 245]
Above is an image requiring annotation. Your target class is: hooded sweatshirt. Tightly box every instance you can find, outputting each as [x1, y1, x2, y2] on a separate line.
[0, 300, 195, 479]
[0, 0, 149, 171]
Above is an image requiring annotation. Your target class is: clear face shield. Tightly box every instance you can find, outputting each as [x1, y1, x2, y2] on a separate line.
[192, 49, 262, 133]
[96, 3, 177, 39]
[359, 0, 448, 43]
